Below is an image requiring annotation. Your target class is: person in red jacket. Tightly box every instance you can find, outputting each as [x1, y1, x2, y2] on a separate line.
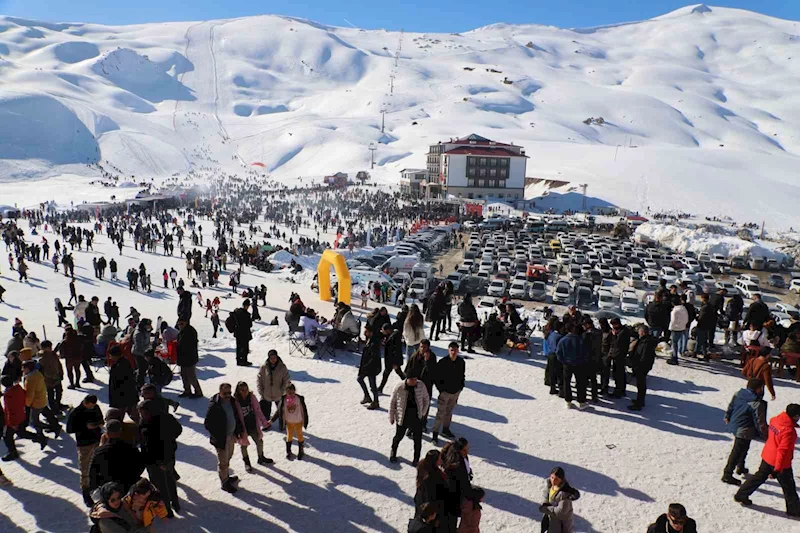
[2, 374, 47, 461]
[735, 403, 800, 516]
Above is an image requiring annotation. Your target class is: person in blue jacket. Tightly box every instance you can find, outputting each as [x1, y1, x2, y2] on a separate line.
[556, 322, 589, 410]
[722, 377, 767, 485]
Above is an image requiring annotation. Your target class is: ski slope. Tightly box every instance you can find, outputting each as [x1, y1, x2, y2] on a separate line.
[1, 5, 800, 227]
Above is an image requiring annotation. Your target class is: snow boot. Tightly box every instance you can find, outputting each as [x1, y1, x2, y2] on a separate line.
[735, 466, 749, 476]
[432, 432, 439, 445]
[441, 427, 455, 438]
[297, 441, 305, 460]
[366, 399, 380, 410]
[722, 476, 741, 486]
[1, 451, 19, 462]
[243, 457, 253, 473]
[257, 455, 274, 466]
[221, 479, 238, 494]
[82, 488, 94, 508]
[360, 394, 371, 405]
[286, 440, 295, 460]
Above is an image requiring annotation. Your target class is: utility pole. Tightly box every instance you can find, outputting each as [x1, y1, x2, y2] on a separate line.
[380, 106, 386, 133]
[580, 184, 588, 211]
[368, 142, 377, 169]
[389, 74, 395, 95]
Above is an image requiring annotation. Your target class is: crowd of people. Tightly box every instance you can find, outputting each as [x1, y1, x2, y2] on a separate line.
[2, 188, 799, 532]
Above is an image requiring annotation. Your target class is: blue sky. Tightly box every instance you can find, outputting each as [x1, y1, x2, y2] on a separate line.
[1, 1, 797, 31]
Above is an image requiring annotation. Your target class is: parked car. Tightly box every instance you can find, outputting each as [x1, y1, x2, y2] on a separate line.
[530, 281, 547, 301]
[734, 279, 761, 299]
[487, 279, 507, 298]
[714, 281, 739, 296]
[446, 272, 466, 291]
[768, 274, 785, 288]
[624, 274, 645, 289]
[775, 303, 800, 320]
[508, 280, 529, 300]
[553, 281, 571, 305]
[620, 290, 639, 314]
[597, 290, 616, 311]
[576, 287, 594, 310]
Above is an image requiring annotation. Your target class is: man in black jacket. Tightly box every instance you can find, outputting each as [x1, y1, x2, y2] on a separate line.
[176, 286, 192, 323]
[696, 293, 717, 360]
[427, 287, 446, 341]
[744, 293, 769, 329]
[582, 317, 602, 403]
[66, 394, 103, 507]
[85, 297, 103, 330]
[627, 326, 657, 411]
[645, 293, 671, 342]
[138, 399, 182, 516]
[358, 325, 383, 410]
[88, 419, 145, 493]
[177, 318, 202, 398]
[378, 323, 405, 394]
[725, 292, 745, 347]
[432, 342, 466, 444]
[232, 299, 254, 366]
[108, 346, 139, 423]
[609, 318, 631, 399]
[404, 339, 436, 433]
[204, 383, 243, 493]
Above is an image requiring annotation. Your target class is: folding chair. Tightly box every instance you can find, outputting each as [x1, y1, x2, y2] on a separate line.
[316, 329, 335, 359]
[343, 319, 363, 354]
[288, 324, 310, 357]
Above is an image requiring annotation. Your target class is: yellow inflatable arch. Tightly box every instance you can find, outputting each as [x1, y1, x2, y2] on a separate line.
[317, 249, 351, 306]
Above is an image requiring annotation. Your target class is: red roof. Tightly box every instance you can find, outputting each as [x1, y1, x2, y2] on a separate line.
[443, 147, 527, 158]
[626, 215, 648, 222]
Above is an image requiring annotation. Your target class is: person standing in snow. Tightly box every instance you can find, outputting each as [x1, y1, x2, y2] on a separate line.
[233, 381, 274, 472]
[668, 300, 689, 366]
[204, 383, 242, 494]
[539, 466, 580, 533]
[626, 325, 657, 411]
[256, 349, 290, 421]
[734, 403, 800, 515]
[358, 325, 383, 410]
[432, 342, 465, 445]
[388, 371, 430, 466]
[555, 322, 589, 410]
[609, 318, 631, 399]
[66, 394, 104, 507]
[177, 317, 203, 399]
[267, 383, 309, 460]
[232, 300, 254, 366]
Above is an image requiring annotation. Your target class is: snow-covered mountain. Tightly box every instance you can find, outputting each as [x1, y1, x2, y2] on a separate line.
[1, 5, 799, 227]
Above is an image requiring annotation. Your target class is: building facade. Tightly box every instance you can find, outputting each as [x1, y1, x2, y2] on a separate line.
[399, 168, 427, 198]
[426, 134, 527, 201]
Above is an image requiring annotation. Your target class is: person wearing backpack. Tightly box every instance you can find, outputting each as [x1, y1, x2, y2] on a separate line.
[143, 350, 179, 411]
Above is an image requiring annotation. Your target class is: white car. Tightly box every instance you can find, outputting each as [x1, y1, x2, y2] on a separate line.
[791, 279, 800, 294]
[572, 254, 588, 265]
[738, 274, 761, 287]
[456, 264, 472, 277]
[643, 259, 658, 270]
[624, 274, 644, 289]
[568, 265, 583, 280]
[597, 290, 616, 310]
[643, 271, 660, 287]
[462, 259, 476, 272]
[595, 264, 614, 278]
[446, 272, 465, 291]
[660, 267, 678, 284]
[477, 296, 498, 318]
[698, 272, 716, 288]
[553, 281, 571, 305]
[509, 280, 529, 300]
[775, 303, 800, 320]
[613, 267, 628, 280]
[530, 281, 547, 301]
[735, 279, 761, 299]
[714, 281, 739, 296]
[620, 291, 640, 314]
[487, 279, 507, 297]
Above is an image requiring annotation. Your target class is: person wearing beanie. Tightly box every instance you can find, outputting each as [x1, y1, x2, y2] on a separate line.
[66, 394, 103, 506]
[267, 383, 309, 461]
[389, 371, 430, 466]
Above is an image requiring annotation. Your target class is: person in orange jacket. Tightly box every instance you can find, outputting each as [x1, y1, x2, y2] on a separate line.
[735, 403, 800, 516]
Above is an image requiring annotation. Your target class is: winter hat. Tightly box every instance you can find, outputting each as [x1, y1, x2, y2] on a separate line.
[105, 419, 122, 435]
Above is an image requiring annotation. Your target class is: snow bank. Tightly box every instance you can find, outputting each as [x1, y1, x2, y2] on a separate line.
[635, 222, 788, 260]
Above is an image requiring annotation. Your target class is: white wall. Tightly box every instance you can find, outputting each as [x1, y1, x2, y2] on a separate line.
[508, 157, 526, 188]
[445, 154, 468, 187]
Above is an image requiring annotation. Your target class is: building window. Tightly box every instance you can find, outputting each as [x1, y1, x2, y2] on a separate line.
[478, 179, 486, 187]
[490, 158, 497, 167]
[480, 158, 487, 165]
[468, 179, 475, 187]
[479, 168, 486, 177]
[500, 169, 507, 178]
[500, 159, 508, 167]
[490, 169, 496, 177]
[514, 194, 519, 199]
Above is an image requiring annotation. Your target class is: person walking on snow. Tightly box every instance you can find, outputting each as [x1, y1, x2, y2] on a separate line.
[358, 325, 383, 410]
[734, 403, 800, 516]
[204, 383, 243, 494]
[432, 342, 465, 445]
[389, 370, 430, 466]
[66, 394, 103, 507]
[722, 378, 767, 486]
[256, 350, 290, 421]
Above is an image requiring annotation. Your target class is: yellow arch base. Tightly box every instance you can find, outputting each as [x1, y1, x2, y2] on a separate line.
[318, 250, 351, 306]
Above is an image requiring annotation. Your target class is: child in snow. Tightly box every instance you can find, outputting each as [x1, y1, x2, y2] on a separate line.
[210, 310, 220, 338]
[233, 381, 273, 472]
[267, 383, 309, 460]
[457, 486, 484, 533]
[205, 299, 213, 317]
[361, 290, 368, 309]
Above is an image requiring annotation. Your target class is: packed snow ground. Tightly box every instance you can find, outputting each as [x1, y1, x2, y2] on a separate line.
[2, 5, 800, 227]
[1, 217, 799, 532]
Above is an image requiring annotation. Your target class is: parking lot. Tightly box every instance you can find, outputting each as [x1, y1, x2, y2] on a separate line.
[429, 222, 800, 327]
